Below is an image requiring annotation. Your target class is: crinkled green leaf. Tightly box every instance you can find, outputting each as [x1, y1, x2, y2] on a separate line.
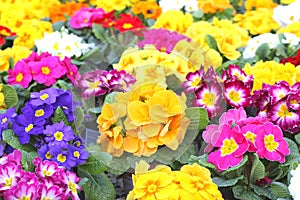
[2, 129, 36, 152]
[271, 182, 291, 198]
[20, 150, 38, 172]
[255, 43, 270, 60]
[185, 107, 209, 130]
[52, 106, 70, 125]
[233, 185, 264, 200]
[205, 34, 218, 51]
[212, 175, 244, 187]
[249, 153, 265, 184]
[2, 85, 18, 108]
[295, 134, 300, 146]
[188, 154, 217, 170]
[78, 152, 112, 175]
[250, 184, 276, 199]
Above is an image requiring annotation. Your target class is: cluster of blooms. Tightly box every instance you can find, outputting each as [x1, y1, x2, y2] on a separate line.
[97, 82, 190, 157]
[35, 27, 95, 59]
[0, 25, 15, 46]
[127, 160, 223, 200]
[8, 52, 79, 87]
[76, 69, 136, 99]
[289, 163, 300, 200]
[242, 32, 300, 59]
[252, 81, 300, 133]
[203, 107, 290, 171]
[70, 7, 145, 32]
[5, 87, 89, 169]
[0, 150, 82, 199]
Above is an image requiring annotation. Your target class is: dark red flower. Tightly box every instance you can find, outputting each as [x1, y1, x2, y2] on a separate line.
[114, 14, 145, 32]
[280, 49, 300, 65]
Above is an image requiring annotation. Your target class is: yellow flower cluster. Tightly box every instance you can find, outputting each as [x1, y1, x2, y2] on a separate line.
[0, 85, 6, 110]
[0, 0, 55, 48]
[92, 0, 132, 12]
[244, 0, 278, 11]
[113, 45, 218, 84]
[186, 18, 249, 60]
[0, 45, 32, 71]
[127, 160, 224, 200]
[153, 10, 193, 34]
[97, 82, 189, 157]
[277, 22, 300, 37]
[198, 0, 233, 14]
[234, 8, 280, 35]
[244, 60, 300, 91]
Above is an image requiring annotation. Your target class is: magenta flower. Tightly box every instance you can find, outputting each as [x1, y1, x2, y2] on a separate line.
[222, 64, 253, 85]
[0, 150, 22, 166]
[61, 171, 81, 200]
[61, 57, 79, 84]
[31, 56, 66, 86]
[0, 164, 21, 192]
[268, 81, 290, 104]
[202, 124, 223, 153]
[219, 107, 247, 125]
[4, 182, 38, 200]
[181, 67, 204, 93]
[240, 124, 260, 152]
[255, 122, 290, 163]
[69, 7, 105, 29]
[7, 60, 32, 88]
[34, 157, 62, 179]
[207, 124, 249, 172]
[224, 80, 251, 108]
[40, 184, 65, 200]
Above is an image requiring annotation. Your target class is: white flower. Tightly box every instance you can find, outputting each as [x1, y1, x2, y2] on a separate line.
[34, 27, 95, 59]
[242, 33, 280, 59]
[281, 32, 300, 46]
[289, 164, 300, 200]
[159, 0, 199, 12]
[273, 0, 300, 27]
[183, 0, 199, 12]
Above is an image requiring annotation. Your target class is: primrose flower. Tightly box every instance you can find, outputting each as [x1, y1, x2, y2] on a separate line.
[33, 157, 62, 179]
[0, 108, 16, 134]
[21, 103, 54, 121]
[40, 184, 65, 200]
[255, 122, 290, 163]
[181, 67, 204, 93]
[30, 87, 59, 106]
[7, 60, 33, 88]
[114, 14, 145, 32]
[70, 7, 106, 29]
[43, 122, 76, 145]
[207, 124, 249, 172]
[61, 171, 82, 200]
[224, 80, 251, 108]
[289, 164, 300, 200]
[0, 163, 21, 192]
[4, 182, 38, 200]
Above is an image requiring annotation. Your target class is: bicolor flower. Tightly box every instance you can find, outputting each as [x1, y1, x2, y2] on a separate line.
[0, 163, 21, 192]
[224, 80, 251, 108]
[222, 64, 253, 86]
[61, 171, 82, 200]
[181, 67, 204, 93]
[207, 124, 249, 172]
[268, 81, 290, 104]
[255, 122, 290, 163]
[4, 182, 38, 199]
[40, 184, 65, 200]
[33, 157, 62, 179]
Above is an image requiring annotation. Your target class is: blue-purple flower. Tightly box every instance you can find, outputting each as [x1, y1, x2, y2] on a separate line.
[0, 108, 16, 136]
[43, 122, 75, 145]
[29, 87, 59, 106]
[21, 103, 54, 121]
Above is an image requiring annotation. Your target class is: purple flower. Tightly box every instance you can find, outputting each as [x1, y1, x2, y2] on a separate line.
[44, 122, 75, 145]
[72, 136, 85, 149]
[21, 103, 54, 121]
[12, 114, 45, 144]
[68, 145, 89, 166]
[30, 87, 59, 106]
[181, 67, 204, 93]
[0, 108, 16, 137]
[54, 89, 75, 122]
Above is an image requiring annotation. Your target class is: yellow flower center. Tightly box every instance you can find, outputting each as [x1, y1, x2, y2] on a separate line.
[57, 154, 66, 163]
[65, 45, 71, 51]
[233, 72, 245, 81]
[264, 134, 278, 152]
[1, 117, 7, 123]
[52, 43, 59, 51]
[40, 93, 49, 101]
[75, 141, 81, 147]
[16, 73, 23, 82]
[191, 77, 201, 87]
[73, 151, 80, 158]
[68, 181, 77, 194]
[228, 90, 241, 103]
[122, 23, 133, 29]
[42, 197, 51, 200]
[147, 183, 157, 193]
[193, 177, 204, 190]
[244, 131, 256, 143]
[25, 123, 34, 133]
[54, 131, 64, 141]
[35, 109, 45, 117]
[46, 151, 52, 159]
[89, 81, 100, 89]
[278, 104, 293, 117]
[21, 196, 30, 200]
[221, 138, 238, 156]
[41, 66, 50, 75]
[202, 91, 217, 106]
[42, 169, 52, 177]
[5, 177, 13, 187]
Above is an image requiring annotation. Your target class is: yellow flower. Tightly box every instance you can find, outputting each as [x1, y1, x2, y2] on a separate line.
[93, 0, 132, 12]
[243, 60, 300, 91]
[280, 0, 295, 4]
[0, 90, 6, 110]
[133, 171, 177, 200]
[0, 49, 11, 72]
[153, 10, 193, 34]
[244, 0, 277, 11]
[234, 8, 279, 35]
[277, 21, 300, 37]
[198, 0, 232, 14]
[10, 45, 32, 62]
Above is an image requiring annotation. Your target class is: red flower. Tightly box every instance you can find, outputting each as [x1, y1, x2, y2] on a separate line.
[114, 14, 145, 32]
[280, 49, 300, 65]
[0, 25, 16, 46]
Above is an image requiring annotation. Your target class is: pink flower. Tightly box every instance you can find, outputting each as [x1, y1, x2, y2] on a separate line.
[182, 67, 204, 93]
[0, 164, 21, 192]
[7, 60, 32, 88]
[40, 185, 65, 200]
[4, 182, 38, 200]
[207, 124, 249, 172]
[34, 157, 62, 179]
[61, 171, 81, 200]
[31, 56, 66, 86]
[255, 122, 290, 163]
[60, 57, 79, 84]
[240, 124, 260, 152]
[219, 107, 247, 125]
[202, 124, 221, 153]
[69, 7, 105, 29]
[222, 64, 253, 85]
[224, 80, 251, 108]
[0, 150, 22, 166]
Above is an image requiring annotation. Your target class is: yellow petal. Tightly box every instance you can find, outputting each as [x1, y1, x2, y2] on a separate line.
[127, 101, 151, 125]
[141, 123, 162, 137]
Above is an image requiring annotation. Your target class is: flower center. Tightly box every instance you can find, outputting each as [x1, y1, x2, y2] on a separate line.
[16, 72, 24, 82]
[42, 169, 52, 177]
[57, 154, 66, 163]
[5, 177, 13, 187]
[40, 93, 49, 101]
[35, 109, 45, 117]
[21, 196, 30, 200]
[41, 66, 50, 75]
[228, 90, 241, 103]
[89, 81, 100, 89]
[1, 117, 7, 123]
[68, 181, 77, 194]
[25, 123, 34, 132]
[73, 151, 80, 158]
[244, 131, 256, 143]
[221, 138, 238, 156]
[46, 151, 52, 159]
[264, 134, 278, 152]
[52, 42, 59, 51]
[54, 131, 64, 141]
[191, 77, 201, 87]
[122, 23, 133, 29]
[147, 183, 157, 193]
[278, 104, 293, 117]
[202, 91, 217, 106]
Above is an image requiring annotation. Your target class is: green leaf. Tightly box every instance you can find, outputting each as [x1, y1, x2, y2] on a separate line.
[221, 155, 248, 176]
[255, 43, 270, 60]
[271, 182, 291, 198]
[285, 137, 299, 155]
[52, 106, 70, 125]
[166, 75, 182, 92]
[177, 144, 195, 164]
[250, 184, 276, 199]
[88, 107, 102, 114]
[189, 154, 217, 170]
[192, 10, 204, 19]
[78, 169, 116, 200]
[233, 185, 264, 200]
[20, 150, 38, 172]
[295, 134, 300, 145]
[185, 107, 209, 130]
[92, 24, 107, 41]
[74, 106, 84, 129]
[276, 43, 288, 57]
[78, 151, 112, 175]
[212, 175, 244, 187]
[2, 85, 18, 108]
[2, 129, 36, 152]
[205, 34, 219, 51]
[52, 21, 65, 31]
[103, 92, 118, 105]
[249, 153, 265, 184]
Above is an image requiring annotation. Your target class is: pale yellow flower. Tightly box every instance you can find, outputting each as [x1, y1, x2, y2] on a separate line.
[277, 21, 300, 37]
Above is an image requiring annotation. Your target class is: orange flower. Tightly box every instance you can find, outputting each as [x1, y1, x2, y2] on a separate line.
[49, 1, 89, 23]
[132, 1, 162, 20]
[198, 0, 232, 14]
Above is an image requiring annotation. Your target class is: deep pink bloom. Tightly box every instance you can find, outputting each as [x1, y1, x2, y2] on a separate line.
[4, 182, 38, 200]
[240, 124, 261, 152]
[268, 81, 290, 104]
[219, 107, 247, 125]
[34, 157, 62, 179]
[207, 124, 249, 172]
[182, 67, 204, 93]
[40, 184, 65, 200]
[0, 150, 22, 166]
[222, 64, 253, 86]
[224, 80, 251, 108]
[70, 7, 105, 29]
[61, 171, 81, 200]
[255, 122, 290, 163]
[59, 57, 79, 84]
[0, 163, 21, 192]
[31, 56, 66, 86]
[7, 60, 33, 88]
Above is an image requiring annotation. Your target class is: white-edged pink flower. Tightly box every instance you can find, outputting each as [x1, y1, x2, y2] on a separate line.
[224, 80, 251, 108]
